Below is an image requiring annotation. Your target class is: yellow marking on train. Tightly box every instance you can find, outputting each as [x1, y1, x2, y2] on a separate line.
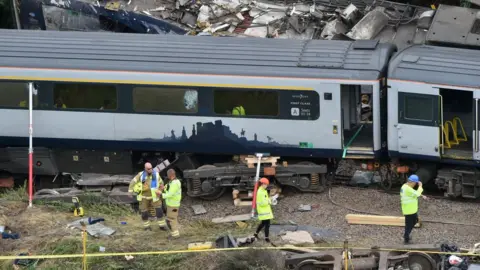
[0, 76, 314, 91]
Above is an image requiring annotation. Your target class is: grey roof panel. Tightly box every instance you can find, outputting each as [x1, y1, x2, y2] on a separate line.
[388, 45, 480, 88]
[0, 29, 397, 80]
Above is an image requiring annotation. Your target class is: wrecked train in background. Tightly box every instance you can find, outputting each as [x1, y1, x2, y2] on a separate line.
[1, 4, 480, 201]
[16, 0, 433, 50]
[18, 0, 187, 34]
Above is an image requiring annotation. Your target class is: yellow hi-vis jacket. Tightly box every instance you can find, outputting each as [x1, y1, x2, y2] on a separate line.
[256, 186, 273, 220]
[232, 106, 245, 116]
[162, 178, 182, 207]
[128, 171, 163, 202]
[400, 183, 423, 215]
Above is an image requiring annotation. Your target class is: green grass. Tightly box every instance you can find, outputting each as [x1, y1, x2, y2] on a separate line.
[0, 186, 287, 270]
[0, 182, 28, 201]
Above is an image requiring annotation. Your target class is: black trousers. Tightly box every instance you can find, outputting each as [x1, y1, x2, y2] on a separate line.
[404, 213, 418, 242]
[256, 219, 271, 238]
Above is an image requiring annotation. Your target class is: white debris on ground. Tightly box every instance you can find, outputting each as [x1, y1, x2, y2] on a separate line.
[61, 0, 434, 48]
[179, 185, 480, 248]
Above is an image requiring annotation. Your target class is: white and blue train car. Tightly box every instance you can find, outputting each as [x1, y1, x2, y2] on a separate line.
[0, 29, 396, 179]
[388, 44, 480, 198]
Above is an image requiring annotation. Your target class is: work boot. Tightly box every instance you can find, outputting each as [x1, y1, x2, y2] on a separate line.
[254, 233, 259, 239]
[167, 235, 180, 240]
[159, 226, 168, 231]
[144, 227, 152, 231]
[265, 237, 271, 243]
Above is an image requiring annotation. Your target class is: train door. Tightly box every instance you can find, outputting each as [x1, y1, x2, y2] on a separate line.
[473, 91, 480, 161]
[439, 88, 473, 160]
[340, 84, 374, 158]
[397, 89, 441, 158]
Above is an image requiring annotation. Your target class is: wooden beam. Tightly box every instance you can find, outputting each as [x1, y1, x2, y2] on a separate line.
[212, 214, 251, 223]
[346, 214, 420, 228]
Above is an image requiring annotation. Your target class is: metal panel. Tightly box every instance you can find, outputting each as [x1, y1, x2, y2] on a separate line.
[473, 91, 480, 161]
[398, 92, 439, 127]
[388, 44, 480, 89]
[0, 29, 396, 80]
[426, 4, 480, 47]
[397, 90, 440, 158]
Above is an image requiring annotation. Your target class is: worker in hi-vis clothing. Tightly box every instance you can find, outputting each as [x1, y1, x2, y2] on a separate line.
[128, 162, 168, 231]
[400, 174, 428, 244]
[254, 177, 273, 243]
[162, 169, 182, 239]
[232, 105, 245, 116]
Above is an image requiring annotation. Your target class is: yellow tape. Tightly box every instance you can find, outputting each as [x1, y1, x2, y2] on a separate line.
[2, 246, 480, 260]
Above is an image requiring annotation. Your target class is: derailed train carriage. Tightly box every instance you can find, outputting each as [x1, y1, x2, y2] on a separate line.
[0, 29, 478, 200]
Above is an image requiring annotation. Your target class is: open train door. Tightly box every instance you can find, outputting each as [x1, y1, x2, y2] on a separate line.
[396, 88, 441, 159]
[473, 91, 480, 161]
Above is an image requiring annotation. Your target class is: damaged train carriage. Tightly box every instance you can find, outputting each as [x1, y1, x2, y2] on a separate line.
[0, 29, 396, 198]
[388, 44, 480, 199]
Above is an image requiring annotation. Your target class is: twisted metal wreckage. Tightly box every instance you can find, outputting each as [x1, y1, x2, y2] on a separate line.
[17, 0, 440, 48]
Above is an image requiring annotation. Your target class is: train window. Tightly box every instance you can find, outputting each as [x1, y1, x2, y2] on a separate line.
[398, 92, 438, 126]
[133, 87, 198, 113]
[213, 89, 279, 117]
[0, 82, 38, 108]
[53, 83, 117, 110]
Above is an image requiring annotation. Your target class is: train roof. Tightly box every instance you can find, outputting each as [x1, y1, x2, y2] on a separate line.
[0, 29, 396, 81]
[388, 44, 480, 89]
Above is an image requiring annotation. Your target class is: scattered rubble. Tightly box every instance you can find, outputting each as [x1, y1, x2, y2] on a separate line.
[67, 217, 116, 237]
[191, 204, 207, 215]
[281, 230, 314, 244]
[298, 204, 311, 212]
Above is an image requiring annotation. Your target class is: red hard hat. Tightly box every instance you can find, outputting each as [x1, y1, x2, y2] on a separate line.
[259, 178, 269, 185]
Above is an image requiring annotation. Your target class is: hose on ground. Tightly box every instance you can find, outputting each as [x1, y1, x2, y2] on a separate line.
[327, 186, 480, 228]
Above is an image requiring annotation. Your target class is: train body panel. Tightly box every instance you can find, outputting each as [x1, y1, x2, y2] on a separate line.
[0, 29, 395, 172]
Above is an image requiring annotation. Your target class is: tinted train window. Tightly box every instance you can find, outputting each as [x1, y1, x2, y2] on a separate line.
[53, 83, 117, 110]
[398, 92, 438, 127]
[404, 95, 433, 121]
[0, 82, 38, 108]
[213, 89, 279, 117]
[133, 87, 198, 113]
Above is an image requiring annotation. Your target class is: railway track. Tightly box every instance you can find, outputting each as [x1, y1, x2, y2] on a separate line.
[331, 174, 462, 201]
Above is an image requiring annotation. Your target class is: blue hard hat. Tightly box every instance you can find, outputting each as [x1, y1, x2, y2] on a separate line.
[408, 174, 419, 183]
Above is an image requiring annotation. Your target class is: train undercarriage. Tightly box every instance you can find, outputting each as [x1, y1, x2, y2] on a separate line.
[0, 147, 479, 201]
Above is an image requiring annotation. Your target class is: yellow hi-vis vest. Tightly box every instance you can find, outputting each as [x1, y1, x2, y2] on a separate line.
[130, 171, 163, 202]
[256, 187, 273, 220]
[400, 183, 423, 215]
[162, 178, 182, 207]
[232, 106, 245, 116]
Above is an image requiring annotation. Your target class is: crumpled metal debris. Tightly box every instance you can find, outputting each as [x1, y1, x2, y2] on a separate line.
[23, 0, 431, 46]
[347, 7, 389, 40]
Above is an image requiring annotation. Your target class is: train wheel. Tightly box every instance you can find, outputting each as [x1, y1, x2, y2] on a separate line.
[381, 165, 393, 191]
[196, 165, 226, 201]
[199, 188, 226, 201]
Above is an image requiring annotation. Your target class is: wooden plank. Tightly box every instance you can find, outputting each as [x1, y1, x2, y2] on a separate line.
[244, 157, 279, 163]
[212, 214, 252, 223]
[234, 200, 252, 207]
[244, 156, 280, 167]
[346, 214, 420, 228]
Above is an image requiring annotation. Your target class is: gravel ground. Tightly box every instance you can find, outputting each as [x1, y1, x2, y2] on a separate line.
[178, 186, 480, 249]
